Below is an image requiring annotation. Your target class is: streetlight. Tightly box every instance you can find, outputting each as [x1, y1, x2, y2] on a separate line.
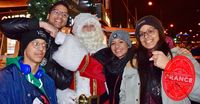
[148, 1, 153, 6]
[170, 24, 174, 28]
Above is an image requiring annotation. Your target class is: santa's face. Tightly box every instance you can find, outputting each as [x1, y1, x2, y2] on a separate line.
[82, 24, 96, 33]
[76, 23, 105, 53]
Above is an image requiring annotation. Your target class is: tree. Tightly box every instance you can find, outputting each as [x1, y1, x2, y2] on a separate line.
[28, 0, 97, 21]
[28, 0, 59, 20]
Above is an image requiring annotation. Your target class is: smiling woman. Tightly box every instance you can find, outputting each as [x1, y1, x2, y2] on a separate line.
[133, 15, 200, 104]
[108, 30, 132, 59]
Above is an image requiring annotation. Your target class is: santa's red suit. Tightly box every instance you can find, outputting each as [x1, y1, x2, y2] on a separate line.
[70, 54, 107, 96]
[53, 33, 108, 104]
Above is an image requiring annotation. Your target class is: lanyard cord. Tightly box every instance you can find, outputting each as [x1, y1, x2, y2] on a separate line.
[27, 74, 43, 88]
[27, 74, 46, 95]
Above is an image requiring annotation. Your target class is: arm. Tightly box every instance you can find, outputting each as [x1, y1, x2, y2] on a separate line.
[119, 75, 126, 104]
[0, 18, 39, 40]
[52, 35, 88, 71]
[54, 32, 68, 45]
[53, 34, 105, 81]
[151, 48, 200, 102]
[186, 55, 200, 102]
[165, 53, 200, 102]
[149, 47, 192, 69]
[0, 67, 14, 103]
[39, 21, 58, 38]
[78, 55, 105, 81]
[0, 18, 58, 39]
[45, 62, 73, 90]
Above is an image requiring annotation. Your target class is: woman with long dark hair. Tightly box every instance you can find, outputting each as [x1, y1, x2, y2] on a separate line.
[120, 15, 200, 104]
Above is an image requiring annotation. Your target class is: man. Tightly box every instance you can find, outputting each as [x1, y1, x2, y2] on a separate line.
[0, 29, 57, 104]
[53, 13, 109, 104]
[0, 1, 72, 90]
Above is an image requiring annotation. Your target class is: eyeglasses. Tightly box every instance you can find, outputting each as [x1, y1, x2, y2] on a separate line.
[51, 9, 69, 18]
[139, 28, 157, 39]
[31, 40, 48, 50]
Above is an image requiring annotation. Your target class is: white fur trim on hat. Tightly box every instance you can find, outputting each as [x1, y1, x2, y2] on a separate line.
[72, 13, 101, 35]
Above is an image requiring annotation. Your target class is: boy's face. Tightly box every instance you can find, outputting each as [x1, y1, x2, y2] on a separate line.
[23, 39, 47, 64]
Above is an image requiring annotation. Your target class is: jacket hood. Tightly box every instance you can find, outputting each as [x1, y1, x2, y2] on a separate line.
[6, 56, 21, 69]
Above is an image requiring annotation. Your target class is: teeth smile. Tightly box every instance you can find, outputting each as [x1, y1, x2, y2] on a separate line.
[116, 49, 121, 52]
[146, 40, 152, 43]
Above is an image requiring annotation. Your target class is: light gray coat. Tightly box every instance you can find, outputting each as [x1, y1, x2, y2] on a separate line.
[120, 47, 200, 104]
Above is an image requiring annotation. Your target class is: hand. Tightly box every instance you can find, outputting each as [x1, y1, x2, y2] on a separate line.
[57, 88, 77, 104]
[149, 51, 170, 69]
[177, 48, 192, 55]
[61, 27, 71, 34]
[39, 21, 58, 38]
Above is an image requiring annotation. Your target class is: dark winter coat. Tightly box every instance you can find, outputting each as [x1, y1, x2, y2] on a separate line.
[0, 57, 57, 104]
[94, 47, 134, 104]
[0, 18, 72, 89]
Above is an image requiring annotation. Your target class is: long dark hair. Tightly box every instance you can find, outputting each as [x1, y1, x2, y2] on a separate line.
[136, 27, 173, 103]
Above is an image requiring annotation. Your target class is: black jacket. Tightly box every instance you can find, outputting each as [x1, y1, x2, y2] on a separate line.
[0, 18, 72, 90]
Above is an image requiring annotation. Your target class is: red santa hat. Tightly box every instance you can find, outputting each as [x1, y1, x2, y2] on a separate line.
[72, 13, 102, 35]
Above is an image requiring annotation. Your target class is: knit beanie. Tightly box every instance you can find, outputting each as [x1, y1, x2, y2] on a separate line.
[19, 29, 49, 55]
[135, 15, 164, 38]
[72, 13, 101, 35]
[108, 30, 132, 48]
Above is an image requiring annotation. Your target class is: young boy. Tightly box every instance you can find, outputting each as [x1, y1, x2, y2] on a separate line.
[0, 29, 57, 104]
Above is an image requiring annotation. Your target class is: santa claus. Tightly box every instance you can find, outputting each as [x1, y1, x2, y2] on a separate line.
[53, 13, 109, 104]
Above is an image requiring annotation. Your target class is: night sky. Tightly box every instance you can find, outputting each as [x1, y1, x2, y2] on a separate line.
[111, 0, 200, 35]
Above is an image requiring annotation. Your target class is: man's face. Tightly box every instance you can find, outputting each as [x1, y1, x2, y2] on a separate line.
[77, 23, 105, 53]
[24, 39, 47, 64]
[82, 24, 96, 33]
[47, 5, 68, 29]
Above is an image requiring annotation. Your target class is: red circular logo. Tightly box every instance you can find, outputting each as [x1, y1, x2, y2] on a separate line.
[162, 55, 195, 101]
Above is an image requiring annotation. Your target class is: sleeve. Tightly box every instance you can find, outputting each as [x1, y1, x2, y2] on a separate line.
[54, 32, 68, 45]
[45, 61, 73, 90]
[78, 55, 106, 82]
[52, 35, 88, 71]
[174, 49, 200, 102]
[187, 55, 200, 102]
[93, 47, 113, 65]
[165, 50, 200, 102]
[0, 67, 14, 103]
[119, 75, 126, 104]
[0, 18, 39, 40]
[44, 41, 73, 90]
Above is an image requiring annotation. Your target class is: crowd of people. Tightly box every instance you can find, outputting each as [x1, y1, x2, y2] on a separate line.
[0, 1, 200, 104]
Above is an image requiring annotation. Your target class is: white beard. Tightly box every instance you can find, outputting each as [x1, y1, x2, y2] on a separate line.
[76, 30, 105, 53]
